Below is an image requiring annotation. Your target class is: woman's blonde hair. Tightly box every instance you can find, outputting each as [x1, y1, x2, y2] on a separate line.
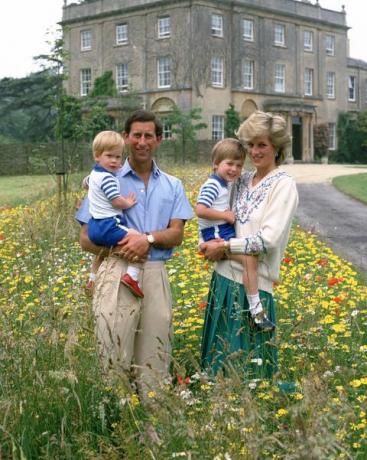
[92, 130, 124, 158]
[236, 111, 291, 165]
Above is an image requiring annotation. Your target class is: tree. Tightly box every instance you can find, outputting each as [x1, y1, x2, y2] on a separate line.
[334, 111, 367, 164]
[224, 104, 241, 138]
[313, 123, 329, 161]
[164, 106, 207, 163]
[89, 71, 116, 98]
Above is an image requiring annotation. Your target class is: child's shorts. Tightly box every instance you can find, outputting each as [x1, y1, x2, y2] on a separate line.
[200, 222, 236, 242]
[88, 215, 129, 247]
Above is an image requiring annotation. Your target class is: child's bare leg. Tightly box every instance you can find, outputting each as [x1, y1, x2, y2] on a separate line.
[86, 255, 104, 290]
[229, 253, 275, 332]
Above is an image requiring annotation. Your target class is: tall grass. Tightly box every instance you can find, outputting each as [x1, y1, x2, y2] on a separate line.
[0, 165, 366, 459]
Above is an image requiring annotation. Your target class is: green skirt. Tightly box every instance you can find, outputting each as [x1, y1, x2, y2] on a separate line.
[201, 271, 277, 379]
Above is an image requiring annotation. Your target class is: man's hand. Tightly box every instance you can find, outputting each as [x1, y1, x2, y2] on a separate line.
[118, 233, 149, 262]
[200, 239, 225, 261]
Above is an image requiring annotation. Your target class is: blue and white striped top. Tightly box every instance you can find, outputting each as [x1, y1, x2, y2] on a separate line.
[197, 174, 231, 230]
[88, 164, 122, 219]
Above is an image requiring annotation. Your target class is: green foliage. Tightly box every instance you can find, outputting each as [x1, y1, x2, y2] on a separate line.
[82, 99, 115, 139]
[224, 104, 241, 138]
[164, 106, 207, 162]
[313, 123, 329, 160]
[332, 111, 367, 163]
[89, 71, 117, 97]
[332, 172, 367, 204]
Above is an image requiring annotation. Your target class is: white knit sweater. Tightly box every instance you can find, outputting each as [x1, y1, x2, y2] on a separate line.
[215, 168, 299, 293]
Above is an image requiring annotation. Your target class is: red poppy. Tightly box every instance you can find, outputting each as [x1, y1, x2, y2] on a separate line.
[198, 301, 208, 310]
[0, 233, 4, 241]
[317, 258, 328, 267]
[328, 277, 344, 287]
[177, 375, 190, 385]
[283, 257, 293, 264]
[333, 296, 343, 303]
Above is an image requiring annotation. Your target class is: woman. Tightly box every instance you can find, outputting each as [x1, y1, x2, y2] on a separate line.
[200, 111, 298, 379]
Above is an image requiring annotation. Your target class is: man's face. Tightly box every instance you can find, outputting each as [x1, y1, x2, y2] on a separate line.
[123, 121, 162, 164]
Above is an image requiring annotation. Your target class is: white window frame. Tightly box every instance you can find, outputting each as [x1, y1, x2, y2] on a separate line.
[157, 56, 171, 88]
[243, 18, 254, 41]
[304, 68, 313, 96]
[116, 63, 128, 92]
[212, 115, 224, 140]
[211, 56, 224, 87]
[304, 30, 313, 52]
[80, 68, 92, 96]
[348, 75, 356, 101]
[80, 30, 92, 51]
[274, 23, 285, 47]
[158, 16, 171, 39]
[243, 60, 254, 90]
[328, 123, 336, 150]
[274, 63, 285, 93]
[162, 122, 172, 140]
[325, 34, 335, 56]
[326, 71, 335, 99]
[211, 14, 223, 37]
[116, 23, 128, 45]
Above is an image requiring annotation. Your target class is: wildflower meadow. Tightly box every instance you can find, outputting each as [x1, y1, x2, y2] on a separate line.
[0, 166, 366, 459]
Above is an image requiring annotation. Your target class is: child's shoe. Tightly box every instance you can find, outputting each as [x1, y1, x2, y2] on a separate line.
[121, 273, 144, 298]
[250, 310, 275, 332]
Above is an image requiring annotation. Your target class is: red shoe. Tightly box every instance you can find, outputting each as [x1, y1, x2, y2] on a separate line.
[121, 273, 144, 298]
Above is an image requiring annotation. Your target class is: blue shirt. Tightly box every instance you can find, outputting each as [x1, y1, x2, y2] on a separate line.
[75, 159, 193, 261]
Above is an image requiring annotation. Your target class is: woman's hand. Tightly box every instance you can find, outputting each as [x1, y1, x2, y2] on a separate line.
[200, 239, 225, 261]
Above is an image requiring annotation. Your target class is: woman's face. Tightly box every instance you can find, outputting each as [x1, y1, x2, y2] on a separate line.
[247, 135, 277, 171]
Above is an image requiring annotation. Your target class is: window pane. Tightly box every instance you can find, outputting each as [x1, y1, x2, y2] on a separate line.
[116, 64, 128, 92]
[274, 24, 285, 46]
[243, 19, 254, 41]
[304, 30, 313, 51]
[243, 60, 254, 89]
[116, 24, 128, 44]
[80, 68, 91, 96]
[304, 68, 313, 96]
[158, 56, 171, 87]
[211, 14, 223, 37]
[211, 57, 224, 86]
[81, 30, 91, 51]
[212, 115, 224, 140]
[348, 76, 356, 101]
[274, 64, 285, 92]
[328, 123, 336, 150]
[158, 16, 171, 38]
[326, 71, 335, 98]
[326, 35, 335, 55]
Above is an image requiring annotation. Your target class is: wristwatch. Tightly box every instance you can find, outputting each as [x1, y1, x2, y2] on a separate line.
[146, 233, 155, 245]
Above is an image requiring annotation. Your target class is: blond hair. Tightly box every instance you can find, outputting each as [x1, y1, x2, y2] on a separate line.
[211, 138, 246, 167]
[92, 131, 124, 158]
[236, 111, 290, 165]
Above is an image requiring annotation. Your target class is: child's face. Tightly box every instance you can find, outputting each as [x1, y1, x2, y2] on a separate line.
[214, 158, 243, 182]
[95, 146, 123, 173]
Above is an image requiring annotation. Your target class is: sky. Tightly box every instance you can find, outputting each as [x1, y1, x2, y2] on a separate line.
[0, 0, 366, 79]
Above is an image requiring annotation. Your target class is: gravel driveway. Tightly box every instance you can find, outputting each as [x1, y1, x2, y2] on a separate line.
[281, 164, 367, 274]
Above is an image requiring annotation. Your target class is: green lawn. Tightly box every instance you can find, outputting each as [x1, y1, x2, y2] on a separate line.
[0, 173, 86, 208]
[332, 173, 367, 204]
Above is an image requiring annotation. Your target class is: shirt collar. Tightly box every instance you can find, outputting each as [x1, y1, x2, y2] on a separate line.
[119, 158, 161, 178]
[93, 163, 117, 176]
[210, 174, 228, 187]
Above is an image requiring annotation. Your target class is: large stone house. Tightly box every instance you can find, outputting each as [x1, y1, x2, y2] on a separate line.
[61, 0, 367, 161]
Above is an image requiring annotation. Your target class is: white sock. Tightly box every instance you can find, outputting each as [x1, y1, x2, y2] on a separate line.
[247, 293, 263, 317]
[126, 265, 140, 281]
[89, 272, 96, 282]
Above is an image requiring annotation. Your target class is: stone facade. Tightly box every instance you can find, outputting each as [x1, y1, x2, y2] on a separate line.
[61, 0, 367, 161]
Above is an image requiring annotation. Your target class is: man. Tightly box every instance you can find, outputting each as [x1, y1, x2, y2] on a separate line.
[76, 110, 193, 398]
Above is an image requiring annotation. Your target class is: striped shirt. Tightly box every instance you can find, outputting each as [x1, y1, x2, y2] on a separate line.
[88, 164, 123, 219]
[197, 174, 231, 230]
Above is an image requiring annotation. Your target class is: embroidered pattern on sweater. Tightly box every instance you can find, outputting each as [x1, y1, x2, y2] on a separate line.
[234, 170, 290, 225]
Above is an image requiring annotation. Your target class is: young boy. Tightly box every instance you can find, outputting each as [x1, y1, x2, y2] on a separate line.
[86, 130, 144, 298]
[195, 138, 275, 332]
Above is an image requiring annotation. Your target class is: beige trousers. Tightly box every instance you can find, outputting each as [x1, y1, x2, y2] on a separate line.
[93, 256, 172, 397]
